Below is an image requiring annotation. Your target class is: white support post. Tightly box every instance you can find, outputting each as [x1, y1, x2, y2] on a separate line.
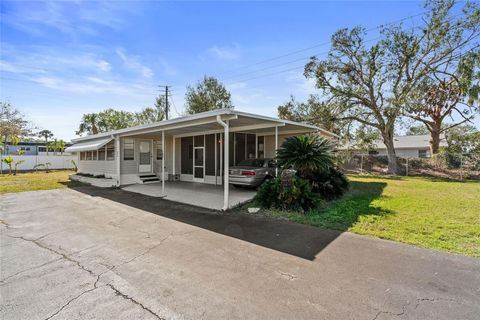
[220, 133, 223, 185]
[224, 122, 229, 209]
[172, 136, 175, 176]
[214, 133, 218, 186]
[275, 126, 278, 176]
[216, 115, 229, 210]
[115, 136, 121, 186]
[255, 134, 258, 158]
[162, 130, 165, 195]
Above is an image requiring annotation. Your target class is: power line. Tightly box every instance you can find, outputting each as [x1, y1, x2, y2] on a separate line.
[217, 11, 427, 78]
[223, 14, 477, 86]
[221, 12, 467, 84]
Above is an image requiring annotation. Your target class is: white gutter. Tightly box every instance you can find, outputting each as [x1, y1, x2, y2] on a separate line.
[216, 115, 229, 211]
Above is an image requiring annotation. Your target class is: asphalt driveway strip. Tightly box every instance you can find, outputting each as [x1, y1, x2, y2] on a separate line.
[1, 186, 479, 320]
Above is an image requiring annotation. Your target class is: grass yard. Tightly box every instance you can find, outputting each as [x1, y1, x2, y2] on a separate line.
[0, 170, 81, 193]
[245, 175, 480, 257]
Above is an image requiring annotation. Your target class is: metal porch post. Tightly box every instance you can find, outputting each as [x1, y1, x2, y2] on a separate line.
[115, 136, 121, 186]
[162, 130, 165, 195]
[275, 126, 278, 176]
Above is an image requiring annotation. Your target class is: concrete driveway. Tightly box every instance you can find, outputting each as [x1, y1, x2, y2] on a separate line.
[1, 187, 479, 320]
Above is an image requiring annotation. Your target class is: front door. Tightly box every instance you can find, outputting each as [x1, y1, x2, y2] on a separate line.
[139, 140, 152, 173]
[193, 146, 204, 182]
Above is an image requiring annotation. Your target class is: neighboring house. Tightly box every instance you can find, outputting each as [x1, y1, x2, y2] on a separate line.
[338, 134, 447, 158]
[371, 134, 447, 158]
[2, 141, 72, 156]
[65, 109, 337, 210]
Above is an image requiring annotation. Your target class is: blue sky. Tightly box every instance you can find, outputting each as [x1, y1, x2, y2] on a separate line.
[1, 1, 478, 141]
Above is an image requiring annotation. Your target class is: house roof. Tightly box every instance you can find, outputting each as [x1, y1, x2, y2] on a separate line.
[373, 134, 447, 150]
[71, 109, 338, 143]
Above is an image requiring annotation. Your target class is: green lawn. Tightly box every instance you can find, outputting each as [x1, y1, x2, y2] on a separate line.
[0, 170, 81, 193]
[246, 175, 480, 257]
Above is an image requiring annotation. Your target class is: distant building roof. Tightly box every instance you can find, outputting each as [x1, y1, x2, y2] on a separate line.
[373, 134, 447, 150]
[5, 141, 72, 147]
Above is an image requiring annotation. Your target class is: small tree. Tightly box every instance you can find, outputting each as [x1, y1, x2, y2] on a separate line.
[1, 156, 24, 175]
[1, 102, 30, 157]
[276, 135, 334, 178]
[1, 156, 14, 175]
[13, 159, 25, 175]
[185, 76, 233, 114]
[37, 130, 54, 155]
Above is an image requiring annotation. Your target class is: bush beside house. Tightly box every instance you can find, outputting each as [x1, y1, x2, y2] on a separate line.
[254, 135, 349, 212]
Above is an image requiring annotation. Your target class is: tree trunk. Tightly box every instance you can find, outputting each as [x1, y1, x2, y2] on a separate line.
[382, 130, 397, 175]
[429, 121, 442, 155]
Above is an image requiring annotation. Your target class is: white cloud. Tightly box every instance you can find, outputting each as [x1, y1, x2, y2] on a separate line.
[1, 1, 138, 37]
[207, 43, 241, 60]
[116, 48, 153, 78]
[30, 76, 155, 97]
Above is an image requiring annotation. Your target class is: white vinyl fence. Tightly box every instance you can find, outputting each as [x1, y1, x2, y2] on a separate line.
[0, 154, 77, 173]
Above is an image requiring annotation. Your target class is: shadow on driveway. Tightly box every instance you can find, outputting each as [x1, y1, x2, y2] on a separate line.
[68, 181, 386, 260]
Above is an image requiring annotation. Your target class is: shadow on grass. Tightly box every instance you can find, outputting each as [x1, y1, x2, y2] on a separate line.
[306, 180, 390, 231]
[66, 180, 387, 261]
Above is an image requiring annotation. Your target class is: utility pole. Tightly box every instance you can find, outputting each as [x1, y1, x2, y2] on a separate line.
[159, 85, 170, 120]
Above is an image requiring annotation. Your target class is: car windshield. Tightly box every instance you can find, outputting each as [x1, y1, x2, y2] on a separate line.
[237, 159, 265, 167]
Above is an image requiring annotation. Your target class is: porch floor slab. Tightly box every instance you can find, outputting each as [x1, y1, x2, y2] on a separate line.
[122, 181, 256, 210]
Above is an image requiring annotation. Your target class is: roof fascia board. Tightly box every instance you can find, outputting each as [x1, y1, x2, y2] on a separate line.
[118, 114, 238, 138]
[173, 122, 286, 139]
[72, 109, 235, 142]
[257, 129, 319, 136]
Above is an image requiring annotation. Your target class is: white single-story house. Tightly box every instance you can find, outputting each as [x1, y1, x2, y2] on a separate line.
[66, 109, 337, 210]
[372, 134, 447, 158]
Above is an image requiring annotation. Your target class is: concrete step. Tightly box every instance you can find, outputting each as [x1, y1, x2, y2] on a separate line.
[142, 179, 160, 184]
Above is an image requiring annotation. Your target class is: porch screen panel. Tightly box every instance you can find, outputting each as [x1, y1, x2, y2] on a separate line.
[246, 134, 256, 159]
[235, 133, 246, 165]
[194, 135, 204, 147]
[257, 136, 265, 158]
[181, 137, 193, 174]
[205, 134, 215, 176]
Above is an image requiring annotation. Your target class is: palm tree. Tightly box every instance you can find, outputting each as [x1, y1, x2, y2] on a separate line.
[276, 135, 334, 178]
[77, 113, 100, 135]
[57, 139, 65, 155]
[37, 129, 54, 155]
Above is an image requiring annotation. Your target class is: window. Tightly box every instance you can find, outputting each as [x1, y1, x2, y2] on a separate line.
[92, 150, 98, 160]
[38, 146, 46, 152]
[20, 147, 31, 151]
[80, 152, 86, 160]
[98, 147, 106, 160]
[418, 150, 427, 158]
[123, 138, 134, 160]
[86, 151, 92, 160]
[106, 142, 115, 160]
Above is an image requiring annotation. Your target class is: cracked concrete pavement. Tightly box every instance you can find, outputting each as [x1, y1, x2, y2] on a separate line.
[1, 186, 479, 319]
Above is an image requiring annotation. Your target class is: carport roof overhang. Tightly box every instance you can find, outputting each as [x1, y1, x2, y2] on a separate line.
[72, 109, 338, 142]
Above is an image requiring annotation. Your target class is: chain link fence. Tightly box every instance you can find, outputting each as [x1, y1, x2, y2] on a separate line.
[336, 152, 480, 180]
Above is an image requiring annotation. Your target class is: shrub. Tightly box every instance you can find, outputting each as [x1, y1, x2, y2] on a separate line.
[255, 176, 323, 211]
[310, 167, 349, 200]
[276, 135, 333, 178]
